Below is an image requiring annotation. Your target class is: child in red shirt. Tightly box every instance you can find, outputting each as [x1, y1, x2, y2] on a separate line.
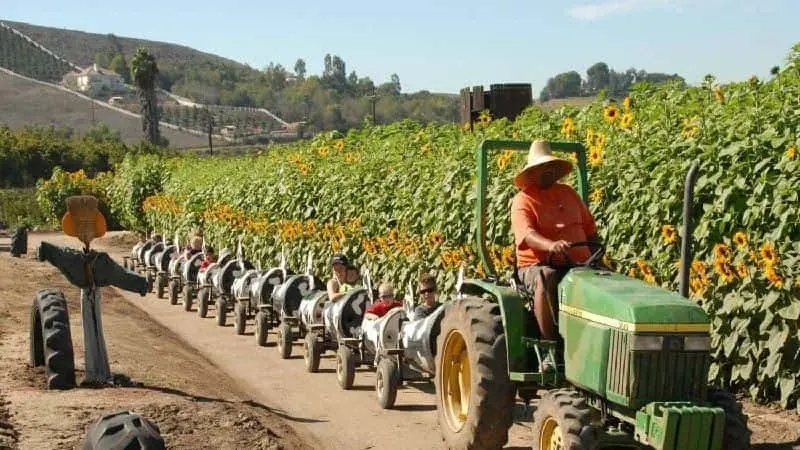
[364, 282, 402, 320]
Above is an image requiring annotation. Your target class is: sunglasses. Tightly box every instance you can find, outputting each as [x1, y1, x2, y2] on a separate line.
[419, 287, 436, 294]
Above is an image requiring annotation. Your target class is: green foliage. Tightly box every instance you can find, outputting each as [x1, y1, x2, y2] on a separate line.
[540, 61, 685, 101]
[0, 24, 73, 82]
[35, 167, 118, 228]
[0, 189, 47, 227]
[106, 154, 173, 231]
[0, 124, 127, 188]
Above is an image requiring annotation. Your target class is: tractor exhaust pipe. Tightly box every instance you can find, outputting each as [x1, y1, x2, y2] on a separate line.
[679, 160, 701, 298]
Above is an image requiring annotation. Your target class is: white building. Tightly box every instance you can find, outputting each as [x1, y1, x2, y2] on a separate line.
[73, 63, 126, 96]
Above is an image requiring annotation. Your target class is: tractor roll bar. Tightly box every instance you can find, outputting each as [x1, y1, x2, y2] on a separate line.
[679, 159, 701, 298]
[475, 140, 588, 278]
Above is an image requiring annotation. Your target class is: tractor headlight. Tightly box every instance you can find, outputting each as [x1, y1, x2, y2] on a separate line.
[683, 335, 711, 351]
[630, 335, 664, 351]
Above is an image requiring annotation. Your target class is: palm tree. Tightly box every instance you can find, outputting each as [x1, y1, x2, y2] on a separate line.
[130, 47, 161, 145]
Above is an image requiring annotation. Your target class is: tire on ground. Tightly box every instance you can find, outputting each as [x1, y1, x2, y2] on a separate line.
[304, 331, 321, 373]
[234, 301, 246, 335]
[531, 388, 597, 449]
[197, 288, 210, 318]
[155, 276, 166, 299]
[277, 322, 293, 359]
[216, 298, 227, 326]
[29, 289, 76, 390]
[82, 409, 165, 450]
[255, 311, 268, 346]
[337, 346, 356, 390]
[182, 284, 193, 311]
[168, 280, 179, 306]
[376, 358, 400, 409]
[708, 388, 751, 450]
[434, 296, 516, 449]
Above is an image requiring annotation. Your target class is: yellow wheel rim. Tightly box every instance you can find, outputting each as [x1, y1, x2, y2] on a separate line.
[539, 417, 564, 450]
[440, 330, 470, 432]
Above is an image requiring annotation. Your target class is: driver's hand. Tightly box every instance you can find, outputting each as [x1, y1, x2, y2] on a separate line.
[549, 240, 570, 255]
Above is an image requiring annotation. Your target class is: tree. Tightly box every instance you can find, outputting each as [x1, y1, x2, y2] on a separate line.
[585, 62, 610, 95]
[94, 53, 110, 68]
[130, 47, 161, 146]
[294, 58, 306, 79]
[390, 73, 401, 94]
[539, 71, 582, 101]
[109, 54, 130, 83]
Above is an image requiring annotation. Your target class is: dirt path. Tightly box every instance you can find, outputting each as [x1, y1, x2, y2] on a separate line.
[4, 231, 799, 449]
[0, 236, 315, 450]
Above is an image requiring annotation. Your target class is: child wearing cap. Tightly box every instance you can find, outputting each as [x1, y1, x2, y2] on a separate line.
[326, 253, 350, 302]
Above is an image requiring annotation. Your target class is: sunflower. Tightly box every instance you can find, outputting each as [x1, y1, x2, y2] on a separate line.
[736, 262, 749, 279]
[759, 242, 778, 266]
[713, 87, 725, 103]
[691, 260, 707, 277]
[334, 139, 345, 151]
[603, 105, 619, 123]
[589, 146, 603, 166]
[623, 96, 632, 111]
[765, 264, 784, 288]
[589, 188, 604, 204]
[421, 143, 431, 154]
[560, 117, 576, 138]
[713, 243, 732, 262]
[317, 146, 330, 156]
[661, 225, 678, 245]
[620, 112, 634, 129]
[733, 232, 749, 249]
[502, 246, 515, 266]
[714, 260, 736, 284]
[787, 147, 796, 160]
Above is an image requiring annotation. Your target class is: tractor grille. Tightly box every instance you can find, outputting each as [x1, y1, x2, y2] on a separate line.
[607, 330, 709, 408]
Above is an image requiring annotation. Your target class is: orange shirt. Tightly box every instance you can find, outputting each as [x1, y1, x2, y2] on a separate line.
[510, 183, 597, 268]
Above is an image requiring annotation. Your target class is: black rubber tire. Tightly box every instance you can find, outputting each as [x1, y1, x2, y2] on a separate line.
[81, 409, 165, 450]
[337, 346, 356, 390]
[708, 388, 751, 450]
[434, 296, 516, 450]
[198, 288, 210, 318]
[376, 358, 400, 409]
[168, 280, 179, 306]
[182, 284, 193, 311]
[304, 331, 322, 373]
[255, 310, 268, 347]
[215, 298, 227, 326]
[532, 389, 597, 449]
[234, 301, 246, 335]
[29, 289, 76, 390]
[155, 275, 166, 299]
[277, 322, 293, 359]
[146, 272, 154, 292]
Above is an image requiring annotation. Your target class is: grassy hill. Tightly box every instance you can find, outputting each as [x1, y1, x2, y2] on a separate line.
[0, 69, 214, 147]
[3, 20, 242, 70]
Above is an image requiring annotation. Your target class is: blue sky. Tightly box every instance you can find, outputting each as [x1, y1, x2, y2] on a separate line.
[4, 0, 799, 94]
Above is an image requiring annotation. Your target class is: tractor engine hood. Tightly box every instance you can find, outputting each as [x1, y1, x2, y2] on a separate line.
[559, 268, 710, 331]
[557, 267, 712, 410]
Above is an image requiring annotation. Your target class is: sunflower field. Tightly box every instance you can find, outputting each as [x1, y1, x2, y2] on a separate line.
[38, 44, 800, 410]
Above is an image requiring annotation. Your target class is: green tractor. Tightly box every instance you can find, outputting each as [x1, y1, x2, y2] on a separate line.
[433, 140, 751, 449]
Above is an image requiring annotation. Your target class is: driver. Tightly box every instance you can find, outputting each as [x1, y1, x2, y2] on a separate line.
[510, 140, 599, 371]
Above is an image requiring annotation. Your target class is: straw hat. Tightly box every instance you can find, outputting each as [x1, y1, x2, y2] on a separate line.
[513, 140, 573, 190]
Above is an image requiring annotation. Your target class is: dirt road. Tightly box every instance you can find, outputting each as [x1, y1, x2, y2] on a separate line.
[3, 231, 799, 449]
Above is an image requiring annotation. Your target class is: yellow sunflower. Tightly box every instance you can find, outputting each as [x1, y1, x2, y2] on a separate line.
[603, 105, 619, 123]
[732, 232, 749, 250]
[661, 225, 678, 245]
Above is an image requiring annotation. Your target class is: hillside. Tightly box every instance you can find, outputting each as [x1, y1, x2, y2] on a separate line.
[3, 20, 242, 70]
[0, 69, 214, 147]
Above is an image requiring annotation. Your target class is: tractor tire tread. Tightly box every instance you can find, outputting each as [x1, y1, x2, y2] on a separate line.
[532, 388, 597, 450]
[708, 388, 751, 450]
[30, 289, 76, 390]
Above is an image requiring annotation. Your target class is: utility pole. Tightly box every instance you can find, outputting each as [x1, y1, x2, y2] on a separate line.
[90, 97, 95, 124]
[205, 108, 213, 156]
[367, 85, 378, 125]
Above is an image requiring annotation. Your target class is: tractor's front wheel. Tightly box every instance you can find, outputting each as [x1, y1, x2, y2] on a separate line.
[532, 389, 596, 449]
[434, 296, 516, 450]
[708, 388, 751, 450]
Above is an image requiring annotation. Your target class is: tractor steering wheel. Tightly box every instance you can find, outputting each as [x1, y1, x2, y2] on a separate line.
[546, 241, 606, 269]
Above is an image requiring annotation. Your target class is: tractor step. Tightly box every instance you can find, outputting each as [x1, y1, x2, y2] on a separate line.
[509, 370, 563, 384]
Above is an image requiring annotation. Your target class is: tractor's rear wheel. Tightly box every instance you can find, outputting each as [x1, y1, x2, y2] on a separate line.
[532, 389, 596, 449]
[708, 388, 751, 450]
[434, 296, 516, 450]
[168, 280, 179, 305]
